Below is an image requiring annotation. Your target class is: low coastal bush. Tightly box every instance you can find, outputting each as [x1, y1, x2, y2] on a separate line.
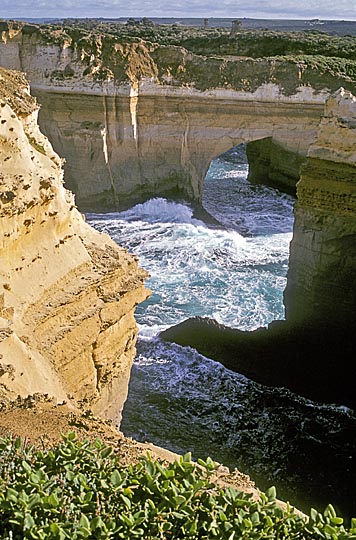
[179, 31, 356, 60]
[22, 21, 356, 61]
[0, 434, 355, 539]
[283, 54, 356, 80]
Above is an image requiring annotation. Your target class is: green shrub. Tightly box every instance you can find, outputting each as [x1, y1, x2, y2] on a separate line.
[0, 434, 355, 539]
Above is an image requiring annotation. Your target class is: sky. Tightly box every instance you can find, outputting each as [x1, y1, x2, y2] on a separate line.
[1, 0, 356, 21]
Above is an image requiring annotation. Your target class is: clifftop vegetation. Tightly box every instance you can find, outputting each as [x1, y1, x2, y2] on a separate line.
[1, 433, 356, 539]
[2, 19, 356, 93]
[4, 18, 356, 59]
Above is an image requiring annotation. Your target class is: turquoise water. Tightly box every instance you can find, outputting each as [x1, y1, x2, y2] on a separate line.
[88, 148, 356, 517]
[89, 156, 293, 334]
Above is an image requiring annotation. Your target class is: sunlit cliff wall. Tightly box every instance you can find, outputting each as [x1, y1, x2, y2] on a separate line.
[0, 67, 149, 422]
[284, 88, 356, 326]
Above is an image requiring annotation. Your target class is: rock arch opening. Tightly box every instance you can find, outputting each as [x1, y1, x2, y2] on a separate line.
[200, 142, 295, 329]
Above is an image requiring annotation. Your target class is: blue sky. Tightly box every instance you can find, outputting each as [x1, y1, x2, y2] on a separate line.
[1, 0, 356, 20]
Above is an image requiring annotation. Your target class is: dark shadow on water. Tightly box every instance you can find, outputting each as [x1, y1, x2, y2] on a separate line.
[159, 317, 356, 521]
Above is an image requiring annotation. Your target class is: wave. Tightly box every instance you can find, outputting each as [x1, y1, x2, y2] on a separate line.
[89, 153, 356, 517]
[123, 197, 202, 224]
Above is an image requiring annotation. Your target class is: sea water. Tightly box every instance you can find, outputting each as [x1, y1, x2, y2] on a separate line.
[88, 147, 356, 517]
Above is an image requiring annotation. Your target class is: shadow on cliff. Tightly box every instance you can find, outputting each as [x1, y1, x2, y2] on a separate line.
[160, 316, 356, 411]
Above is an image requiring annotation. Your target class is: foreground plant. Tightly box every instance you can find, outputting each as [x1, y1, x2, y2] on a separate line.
[0, 434, 355, 539]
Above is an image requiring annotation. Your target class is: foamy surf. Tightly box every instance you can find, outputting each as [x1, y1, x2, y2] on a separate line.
[88, 146, 356, 516]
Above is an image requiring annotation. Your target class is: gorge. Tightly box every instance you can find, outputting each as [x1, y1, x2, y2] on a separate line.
[1, 21, 356, 389]
[1, 19, 356, 518]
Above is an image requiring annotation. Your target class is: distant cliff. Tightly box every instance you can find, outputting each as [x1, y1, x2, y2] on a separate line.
[0, 67, 149, 422]
[1, 21, 352, 209]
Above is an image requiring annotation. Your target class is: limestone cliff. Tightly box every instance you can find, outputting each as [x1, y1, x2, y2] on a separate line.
[0, 67, 149, 422]
[246, 138, 306, 194]
[0, 21, 343, 210]
[284, 88, 356, 325]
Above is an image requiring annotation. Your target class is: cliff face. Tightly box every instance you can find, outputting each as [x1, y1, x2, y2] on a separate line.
[0, 22, 336, 210]
[284, 88, 356, 326]
[246, 138, 306, 194]
[0, 67, 149, 422]
[32, 87, 322, 210]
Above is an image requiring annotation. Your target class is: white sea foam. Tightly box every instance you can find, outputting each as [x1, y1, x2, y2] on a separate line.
[89, 149, 356, 511]
[119, 197, 201, 224]
[89, 184, 292, 332]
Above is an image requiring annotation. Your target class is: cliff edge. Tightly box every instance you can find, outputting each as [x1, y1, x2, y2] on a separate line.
[0, 67, 149, 422]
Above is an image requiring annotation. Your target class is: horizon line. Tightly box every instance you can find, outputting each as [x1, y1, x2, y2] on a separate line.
[2, 16, 356, 22]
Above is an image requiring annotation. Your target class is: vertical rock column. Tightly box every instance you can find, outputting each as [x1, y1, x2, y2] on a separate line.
[284, 89, 356, 327]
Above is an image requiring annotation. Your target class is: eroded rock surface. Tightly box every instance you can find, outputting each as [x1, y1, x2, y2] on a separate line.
[0, 67, 149, 422]
[285, 88, 356, 326]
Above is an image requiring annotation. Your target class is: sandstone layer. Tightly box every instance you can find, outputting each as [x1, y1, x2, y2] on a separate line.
[284, 88, 356, 326]
[0, 21, 344, 210]
[0, 67, 149, 422]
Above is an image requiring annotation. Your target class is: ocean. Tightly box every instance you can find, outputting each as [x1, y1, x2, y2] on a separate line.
[88, 145, 356, 518]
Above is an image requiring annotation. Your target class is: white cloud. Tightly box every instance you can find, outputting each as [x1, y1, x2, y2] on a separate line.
[1, 0, 356, 20]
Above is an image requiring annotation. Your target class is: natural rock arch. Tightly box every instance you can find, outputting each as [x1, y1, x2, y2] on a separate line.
[32, 87, 324, 210]
[161, 89, 356, 410]
[29, 86, 356, 332]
